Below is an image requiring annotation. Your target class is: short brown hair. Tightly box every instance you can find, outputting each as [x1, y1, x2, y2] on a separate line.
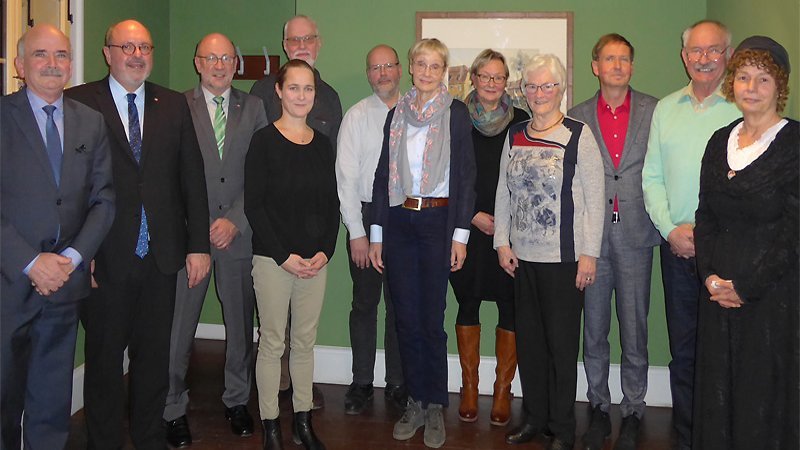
[592, 33, 634, 62]
[275, 59, 315, 89]
[722, 49, 790, 113]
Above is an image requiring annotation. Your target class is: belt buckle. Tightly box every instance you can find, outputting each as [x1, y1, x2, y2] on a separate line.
[404, 196, 423, 211]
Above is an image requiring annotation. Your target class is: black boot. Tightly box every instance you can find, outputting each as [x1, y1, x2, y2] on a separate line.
[292, 411, 325, 450]
[262, 418, 283, 450]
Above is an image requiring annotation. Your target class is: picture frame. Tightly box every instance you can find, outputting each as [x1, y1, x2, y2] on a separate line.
[416, 11, 574, 112]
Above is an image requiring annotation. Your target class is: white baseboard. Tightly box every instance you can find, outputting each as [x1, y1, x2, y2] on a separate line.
[72, 323, 672, 413]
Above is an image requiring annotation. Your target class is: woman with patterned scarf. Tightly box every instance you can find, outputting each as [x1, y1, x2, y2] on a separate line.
[449, 49, 529, 427]
[368, 38, 476, 449]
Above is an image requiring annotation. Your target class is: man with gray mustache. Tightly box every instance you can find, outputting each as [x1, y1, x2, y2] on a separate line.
[641, 20, 740, 450]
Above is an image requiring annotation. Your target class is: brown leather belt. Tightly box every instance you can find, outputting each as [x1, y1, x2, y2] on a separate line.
[402, 196, 449, 211]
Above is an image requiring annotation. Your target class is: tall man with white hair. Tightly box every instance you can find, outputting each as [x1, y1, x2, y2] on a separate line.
[1, 23, 114, 450]
[642, 20, 741, 450]
[250, 14, 342, 409]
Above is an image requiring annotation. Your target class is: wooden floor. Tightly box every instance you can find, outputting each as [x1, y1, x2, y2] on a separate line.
[68, 339, 678, 449]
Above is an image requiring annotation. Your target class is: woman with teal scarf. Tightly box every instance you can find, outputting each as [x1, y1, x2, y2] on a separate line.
[449, 49, 529, 427]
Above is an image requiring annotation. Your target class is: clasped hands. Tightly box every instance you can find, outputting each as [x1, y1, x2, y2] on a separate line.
[704, 275, 743, 308]
[281, 252, 328, 279]
[28, 252, 74, 296]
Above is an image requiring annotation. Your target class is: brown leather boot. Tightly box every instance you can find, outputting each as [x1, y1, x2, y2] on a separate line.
[490, 327, 517, 426]
[455, 324, 481, 422]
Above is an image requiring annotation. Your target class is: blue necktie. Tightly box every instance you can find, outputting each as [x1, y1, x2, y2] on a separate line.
[127, 93, 149, 258]
[42, 105, 62, 186]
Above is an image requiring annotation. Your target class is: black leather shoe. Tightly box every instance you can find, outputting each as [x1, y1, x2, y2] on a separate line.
[292, 411, 326, 450]
[164, 415, 192, 448]
[262, 418, 283, 450]
[311, 384, 325, 410]
[582, 405, 611, 450]
[384, 383, 408, 409]
[613, 414, 640, 450]
[344, 383, 374, 415]
[225, 405, 254, 437]
[548, 437, 575, 450]
[505, 423, 543, 444]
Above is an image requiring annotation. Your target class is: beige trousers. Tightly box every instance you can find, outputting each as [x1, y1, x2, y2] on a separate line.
[252, 256, 327, 419]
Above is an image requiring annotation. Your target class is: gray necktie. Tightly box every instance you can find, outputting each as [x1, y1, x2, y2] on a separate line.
[42, 105, 62, 185]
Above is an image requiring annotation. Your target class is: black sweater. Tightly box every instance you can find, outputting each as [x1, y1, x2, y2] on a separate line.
[244, 124, 339, 265]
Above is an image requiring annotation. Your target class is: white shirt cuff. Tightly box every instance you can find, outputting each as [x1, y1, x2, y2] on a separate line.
[370, 225, 383, 243]
[453, 228, 470, 245]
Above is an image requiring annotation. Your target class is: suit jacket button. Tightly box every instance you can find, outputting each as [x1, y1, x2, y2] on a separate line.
[614, 175, 619, 180]
[218, 205, 223, 210]
[608, 199, 613, 204]
[50, 239, 56, 245]
[56, 199, 62, 205]
[220, 177, 225, 183]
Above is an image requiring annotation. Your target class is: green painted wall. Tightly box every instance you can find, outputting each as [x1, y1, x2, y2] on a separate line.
[707, 0, 799, 119]
[82, 0, 798, 369]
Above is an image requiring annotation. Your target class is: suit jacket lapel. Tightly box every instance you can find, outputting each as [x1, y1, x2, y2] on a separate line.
[618, 89, 645, 170]
[140, 82, 158, 168]
[60, 99, 80, 188]
[224, 89, 244, 163]
[10, 89, 57, 189]
[94, 78, 138, 166]
[587, 92, 615, 170]
[190, 85, 220, 167]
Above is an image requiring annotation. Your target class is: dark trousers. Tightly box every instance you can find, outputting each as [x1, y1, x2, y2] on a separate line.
[659, 241, 700, 449]
[515, 260, 583, 443]
[0, 279, 79, 450]
[384, 206, 450, 407]
[82, 254, 178, 450]
[347, 202, 403, 386]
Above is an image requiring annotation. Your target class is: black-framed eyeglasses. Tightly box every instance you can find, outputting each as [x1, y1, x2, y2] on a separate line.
[475, 73, 507, 84]
[107, 42, 154, 55]
[196, 54, 236, 66]
[284, 35, 318, 46]
[368, 62, 400, 73]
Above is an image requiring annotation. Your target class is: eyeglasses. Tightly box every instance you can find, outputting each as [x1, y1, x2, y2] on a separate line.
[413, 60, 444, 75]
[369, 62, 400, 73]
[524, 82, 560, 94]
[284, 35, 318, 46]
[196, 54, 236, 66]
[475, 73, 507, 84]
[684, 46, 727, 62]
[106, 42, 154, 55]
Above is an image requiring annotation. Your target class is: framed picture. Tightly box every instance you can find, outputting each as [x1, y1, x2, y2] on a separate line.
[416, 12, 574, 113]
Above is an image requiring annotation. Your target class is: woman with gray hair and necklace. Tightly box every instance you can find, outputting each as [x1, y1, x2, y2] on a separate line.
[494, 53, 605, 450]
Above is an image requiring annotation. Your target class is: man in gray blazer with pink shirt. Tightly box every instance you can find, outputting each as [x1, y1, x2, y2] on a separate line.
[568, 33, 660, 450]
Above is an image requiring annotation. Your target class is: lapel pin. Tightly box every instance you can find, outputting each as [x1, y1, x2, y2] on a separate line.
[75, 144, 88, 153]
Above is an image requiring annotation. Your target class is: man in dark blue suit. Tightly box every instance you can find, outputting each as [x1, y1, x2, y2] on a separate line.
[0, 24, 115, 450]
[66, 19, 211, 449]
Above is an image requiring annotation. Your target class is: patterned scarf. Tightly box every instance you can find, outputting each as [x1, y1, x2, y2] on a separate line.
[387, 83, 453, 207]
[465, 90, 515, 137]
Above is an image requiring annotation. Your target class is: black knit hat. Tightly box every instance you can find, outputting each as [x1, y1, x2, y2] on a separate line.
[734, 35, 791, 74]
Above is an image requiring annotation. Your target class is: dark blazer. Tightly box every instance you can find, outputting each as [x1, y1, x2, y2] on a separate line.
[185, 85, 267, 259]
[1, 88, 115, 301]
[371, 100, 476, 244]
[249, 69, 342, 153]
[66, 78, 209, 280]
[569, 89, 661, 249]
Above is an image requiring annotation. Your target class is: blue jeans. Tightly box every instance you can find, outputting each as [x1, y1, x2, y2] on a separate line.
[659, 241, 701, 449]
[384, 206, 451, 407]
